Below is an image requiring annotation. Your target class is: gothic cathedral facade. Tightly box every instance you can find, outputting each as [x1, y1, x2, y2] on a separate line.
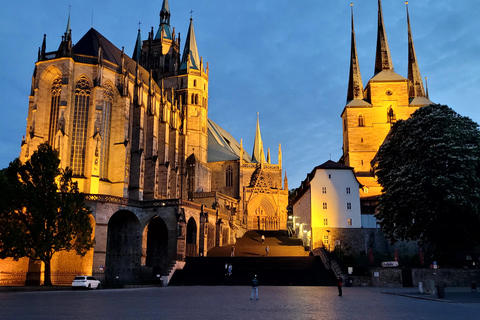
[10, 0, 288, 285]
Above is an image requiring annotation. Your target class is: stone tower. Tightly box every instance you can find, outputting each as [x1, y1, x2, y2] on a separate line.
[341, 1, 432, 201]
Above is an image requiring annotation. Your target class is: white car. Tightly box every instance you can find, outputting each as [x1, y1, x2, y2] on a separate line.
[72, 276, 102, 289]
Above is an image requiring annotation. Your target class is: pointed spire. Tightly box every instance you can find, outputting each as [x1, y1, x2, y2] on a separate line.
[347, 3, 364, 102]
[65, 6, 71, 40]
[252, 113, 265, 164]
[156, 0, 172, 40]
[374, 0, 394, 75]
[41, 34, 46, 59]
[284, 171, 288, 191]
[180, 18, 200, 70]
[425, 77, 429, 100]
[132, 24, 142, 61]
[267, 148, 271, 164]
[406, 2, 426, 98]
[278, 143, 282, 169]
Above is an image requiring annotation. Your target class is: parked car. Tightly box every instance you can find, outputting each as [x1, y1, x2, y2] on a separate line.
[72, 276, 102, 289]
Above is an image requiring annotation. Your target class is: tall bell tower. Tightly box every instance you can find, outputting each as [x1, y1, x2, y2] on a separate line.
[341, 1, 432, 198]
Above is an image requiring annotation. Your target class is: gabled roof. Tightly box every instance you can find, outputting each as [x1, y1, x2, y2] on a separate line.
[346, 99, 372, 107]
[207, 118, 251, 163]
[74, 28, 122, 65]
[409, 96, 433, 107]
[73, 28, 153, 90]
[292, 160, 362, 205]
[369, 69, 407, 82]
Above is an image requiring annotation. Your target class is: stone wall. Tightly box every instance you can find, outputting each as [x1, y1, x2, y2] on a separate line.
[412, 268, 480, 288]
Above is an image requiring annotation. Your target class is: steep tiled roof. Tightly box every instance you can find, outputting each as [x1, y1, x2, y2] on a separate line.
[207, 119, 251, 163]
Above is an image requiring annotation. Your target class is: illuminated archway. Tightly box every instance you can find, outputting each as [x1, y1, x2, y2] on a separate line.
[247, 196, 278, 231]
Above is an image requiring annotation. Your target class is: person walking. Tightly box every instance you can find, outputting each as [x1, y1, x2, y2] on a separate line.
[231, 246, 235, 257]
[337, 276, 343, 296]
[250, 275, 259, 300]
[261, 234, 265, 244]
[265, 246, 270, 256]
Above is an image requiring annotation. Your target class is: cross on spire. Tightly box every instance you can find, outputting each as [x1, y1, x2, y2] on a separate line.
[190, 10, 194, 19]
[138, 21, 141, 31]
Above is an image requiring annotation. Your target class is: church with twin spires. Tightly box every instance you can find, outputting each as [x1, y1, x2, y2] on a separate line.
[9, 0, 288, 285]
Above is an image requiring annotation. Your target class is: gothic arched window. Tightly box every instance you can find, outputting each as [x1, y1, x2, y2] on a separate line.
[358, 114, 364, 127]
[100, 84, 113, 179]
[70, 77, 90, 176]
[226, 165, 233, 187]
[48, 78, 62, 145]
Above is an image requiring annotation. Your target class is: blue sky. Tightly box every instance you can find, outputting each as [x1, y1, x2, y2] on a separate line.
[1, 0, 479, 190]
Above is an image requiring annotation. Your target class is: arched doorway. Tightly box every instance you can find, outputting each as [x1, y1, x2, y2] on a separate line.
[186, 217, 197, 257]
[105, 210, 141, 285]
[248, 196, 278, 231]
[144, 217, 168, 276]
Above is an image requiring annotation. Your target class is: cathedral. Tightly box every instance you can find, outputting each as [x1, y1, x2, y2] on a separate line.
[7, 0, 288, 285]
[340, 1, 432, 212]
[292, 1, 432, 257]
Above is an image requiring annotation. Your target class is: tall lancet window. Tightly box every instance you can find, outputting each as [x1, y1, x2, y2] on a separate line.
[48, 78, 62, 146]
[100, 84, 113, 179]
[226, 165, 233, 187]
[358, 114, 364, 127]
[70, 77, 90, 176]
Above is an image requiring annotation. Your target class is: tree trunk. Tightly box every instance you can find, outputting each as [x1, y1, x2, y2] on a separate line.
[43, 259, 52, 286]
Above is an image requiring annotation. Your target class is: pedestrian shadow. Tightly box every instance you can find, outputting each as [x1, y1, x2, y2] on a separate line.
[241, 252, 262, 256]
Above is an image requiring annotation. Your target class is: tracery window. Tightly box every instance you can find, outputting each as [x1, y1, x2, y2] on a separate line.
[358, 114, 364, 126]
[100, 84, 113, 179]
[48, 78, 62, 145]
[70, 77, 90, 176]
[226, 165, 233, 187]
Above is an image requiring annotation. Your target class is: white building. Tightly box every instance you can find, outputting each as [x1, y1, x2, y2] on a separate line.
[292, 160, 362, 251]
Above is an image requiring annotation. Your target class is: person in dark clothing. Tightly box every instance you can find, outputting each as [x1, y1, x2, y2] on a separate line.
[337, 276, 343, 296]
[250, 275, 259, 300]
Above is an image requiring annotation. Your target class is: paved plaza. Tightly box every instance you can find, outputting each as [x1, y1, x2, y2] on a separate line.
[0, 286, 478, 320]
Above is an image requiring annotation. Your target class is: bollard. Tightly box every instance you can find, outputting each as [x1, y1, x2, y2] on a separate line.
[436, 285, 445, 299]
[418, 282, 423, 294]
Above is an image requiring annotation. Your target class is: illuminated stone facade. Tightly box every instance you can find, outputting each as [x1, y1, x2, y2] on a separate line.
[341, 1, 432, 202]
[5, 0, 287, 286]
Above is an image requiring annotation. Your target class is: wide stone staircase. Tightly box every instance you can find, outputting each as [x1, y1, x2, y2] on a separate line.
[169, 231, 337, 286]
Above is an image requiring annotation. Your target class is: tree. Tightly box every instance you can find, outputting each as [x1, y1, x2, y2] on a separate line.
[375, 104, 480, 263]
[0, 143, 95, 286]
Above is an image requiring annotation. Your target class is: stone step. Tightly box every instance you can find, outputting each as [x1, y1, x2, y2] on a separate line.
[169, 256, 337, 286]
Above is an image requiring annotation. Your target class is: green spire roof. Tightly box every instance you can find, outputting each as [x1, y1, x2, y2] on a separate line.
[132, 28, 142, 61]
[155, 0, 172, 40]
[180, 18, 200, 70]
